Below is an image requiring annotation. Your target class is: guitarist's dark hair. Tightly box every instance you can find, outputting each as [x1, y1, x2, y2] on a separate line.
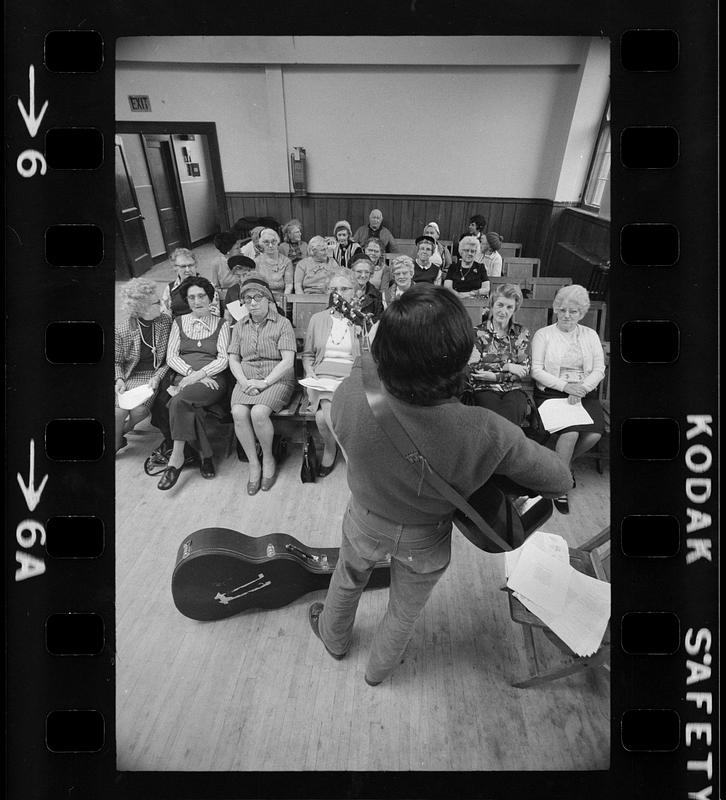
[370, 284, 475, 406]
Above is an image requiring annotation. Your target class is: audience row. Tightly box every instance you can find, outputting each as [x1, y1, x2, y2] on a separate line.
[116, 274, 604, 514]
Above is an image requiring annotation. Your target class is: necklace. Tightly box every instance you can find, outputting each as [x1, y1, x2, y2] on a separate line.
[328, 315, 350, 346]
[138, 319, 159, 367]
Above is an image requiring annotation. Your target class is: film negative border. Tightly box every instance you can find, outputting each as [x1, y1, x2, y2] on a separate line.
[4, 4, 718, 800]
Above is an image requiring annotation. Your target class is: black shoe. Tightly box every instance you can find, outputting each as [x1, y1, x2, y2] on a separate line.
[318, 447, 338, 477]
[158, 465, 182, 491]
[200, 457, 215, 479]
[364, 675, 382, 687]
[553, 494, 570, 514]
[308, 602, 347, 660]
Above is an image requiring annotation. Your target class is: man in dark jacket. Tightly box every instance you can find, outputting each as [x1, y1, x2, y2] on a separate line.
[353, 208, 398, 253]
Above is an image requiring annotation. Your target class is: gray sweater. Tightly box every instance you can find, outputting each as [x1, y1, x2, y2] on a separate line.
[331, 358, 572, 524]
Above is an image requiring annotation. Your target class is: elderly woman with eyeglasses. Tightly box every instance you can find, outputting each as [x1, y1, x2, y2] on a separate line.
[331, 220, 362, 270]
[362, 237, 391, 294]
[229, 277, 297, 495]
[294, 235, 345, 294]
[115, 277, 172, 453]
[468, 283, 531, 427]
[350, 253, 384, 326]
[279, 218, 308, 268]
[303, 272, 365, 476]
[161, 247, 220, 317]
[151, 276, 231, 490]
[444, 236, 490, 299]
[254, 228, 294, 305]
[531, 284, 605, 514]
[382, 255, 416, 309]
[222, 255, 257, 325]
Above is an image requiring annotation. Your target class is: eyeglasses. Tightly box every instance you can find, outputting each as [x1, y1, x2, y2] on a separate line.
[242, 294, 267, 305]
[175, 262, 196, 269]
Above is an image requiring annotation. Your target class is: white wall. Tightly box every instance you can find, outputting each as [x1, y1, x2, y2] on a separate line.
[116, 36, 609, 202]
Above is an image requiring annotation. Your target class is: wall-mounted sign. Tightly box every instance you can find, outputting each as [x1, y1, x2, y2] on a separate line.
[128, 95, 152, 112]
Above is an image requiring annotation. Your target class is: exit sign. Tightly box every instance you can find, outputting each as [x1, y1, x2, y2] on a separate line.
[128, 95, 152, 112]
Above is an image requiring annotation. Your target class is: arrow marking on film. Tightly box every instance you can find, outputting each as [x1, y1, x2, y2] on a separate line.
[17, 65, 49, 138]
[17, 439, 49, 512]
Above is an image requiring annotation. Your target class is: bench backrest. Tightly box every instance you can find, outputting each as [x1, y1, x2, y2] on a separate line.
[499, 242, 522, 259]
[503, 257, 541, 279]
[528, 276, 572, 300]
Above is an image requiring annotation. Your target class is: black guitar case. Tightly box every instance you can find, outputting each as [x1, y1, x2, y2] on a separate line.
[172, 529, 391, 621]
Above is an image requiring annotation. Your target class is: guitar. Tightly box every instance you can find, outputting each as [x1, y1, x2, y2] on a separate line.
[172, 529, 391, 621]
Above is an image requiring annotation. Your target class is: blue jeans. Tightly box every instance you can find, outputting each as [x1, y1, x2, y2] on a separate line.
[319, 497, 452, 683]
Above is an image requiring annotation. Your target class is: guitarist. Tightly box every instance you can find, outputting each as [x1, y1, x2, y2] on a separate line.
[308, 284, 572, 686]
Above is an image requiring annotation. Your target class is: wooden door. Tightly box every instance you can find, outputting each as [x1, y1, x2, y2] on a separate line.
[143, 135, 189, 253]
[115, 140, 153, 277]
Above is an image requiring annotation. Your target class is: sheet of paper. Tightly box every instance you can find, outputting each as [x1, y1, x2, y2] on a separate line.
[504, 530, 567, 577]
[537, 398, 594, 433]
[225, 300, 247, 321]
[506, 532, 572, 614]
[298, 376, 341, 393]
[514, 570, 610, 656]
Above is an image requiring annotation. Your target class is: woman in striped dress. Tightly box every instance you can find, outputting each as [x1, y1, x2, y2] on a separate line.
[115, 277, 172, 453]
[228, 277, 297, 495]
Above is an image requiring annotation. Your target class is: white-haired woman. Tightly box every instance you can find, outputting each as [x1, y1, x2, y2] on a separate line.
[294, 235, 344, 294]
[254, 228, 294, 305]
[115, 278, 172, 453]
[363, 237, 391, 293]
[302, 272, 365, 476]
[423, 222, 452, 273]
[279, 218, 308, 268]
[382, 255, 416, 309]
[444, 235, 490, 299]
[468, 283, 531, 426]
[531, 284, 605, 514]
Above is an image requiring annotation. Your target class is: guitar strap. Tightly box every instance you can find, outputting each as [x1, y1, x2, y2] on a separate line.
[361, 355, 512, 552]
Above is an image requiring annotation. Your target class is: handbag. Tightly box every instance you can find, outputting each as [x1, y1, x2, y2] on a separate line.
[300, 435, 319, 483]
[361, 356, 551, 553]
[523, 394, 550, 445]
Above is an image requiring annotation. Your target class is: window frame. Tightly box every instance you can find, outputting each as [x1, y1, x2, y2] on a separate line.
[580, 101, 611, 213]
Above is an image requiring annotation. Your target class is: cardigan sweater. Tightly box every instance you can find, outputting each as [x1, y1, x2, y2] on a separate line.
[331, 357, 572, 524]
[530, 323, 605, 393]
[302, 309, 362, 373]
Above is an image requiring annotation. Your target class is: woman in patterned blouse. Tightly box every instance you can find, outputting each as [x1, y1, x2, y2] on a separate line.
[228, 277, 297, 495]
[468, 283, 531, 426]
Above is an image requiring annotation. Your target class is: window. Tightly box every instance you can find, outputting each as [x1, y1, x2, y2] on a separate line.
[581, 102, 610, 212]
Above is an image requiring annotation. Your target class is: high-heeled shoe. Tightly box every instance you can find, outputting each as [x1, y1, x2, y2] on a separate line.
[261, 459, 277, 491]
[158, 464, 182, 491]
[318, 446, 338, 477]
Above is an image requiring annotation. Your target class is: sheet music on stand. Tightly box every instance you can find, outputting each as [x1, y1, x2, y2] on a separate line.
[505, 531, 610, 657]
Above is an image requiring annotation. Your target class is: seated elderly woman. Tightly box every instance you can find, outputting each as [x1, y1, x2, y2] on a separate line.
[161, 248, 204, 317]
[423, 222, 452, 274]
[381, 255, 416, 309]
[467, 283, 531, 427]
[229, 277, 297, 495]
[115, 277, 172, 453]
[294, 235, 344, 294]
[331, 220, 362, 269]
[444, 236, 490, 299]
[412, 235, 443, 285]
[531, 284, 605, 514]
[279, 218, 308, 267]
[240, 226, 265, 260]
[482, 231, 504, 277]
[150, 275, 231, 491]
[303, 272, 365, 476]
[254, 228, 294, 305]
[350, 253, 384, 327]
[362, 237, 391, 293]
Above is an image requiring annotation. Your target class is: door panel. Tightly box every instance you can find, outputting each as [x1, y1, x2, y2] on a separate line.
[143, 136, 188, 253]
[115, 141, 153, 277]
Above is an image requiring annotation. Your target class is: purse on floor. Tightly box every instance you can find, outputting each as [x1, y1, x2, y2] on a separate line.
[361, 356, 552, 553]
[300, 435, 319, 483]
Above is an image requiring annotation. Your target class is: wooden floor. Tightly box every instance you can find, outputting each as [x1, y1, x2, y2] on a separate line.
[115, 416, 610, 772]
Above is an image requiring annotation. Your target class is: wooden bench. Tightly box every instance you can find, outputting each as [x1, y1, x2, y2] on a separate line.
[499, 242, 522, 259]
[527, 276, 572, 300]
[503, 257, 541, 279]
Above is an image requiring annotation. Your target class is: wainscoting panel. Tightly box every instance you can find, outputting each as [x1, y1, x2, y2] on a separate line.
[225, 193, 557, 260]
